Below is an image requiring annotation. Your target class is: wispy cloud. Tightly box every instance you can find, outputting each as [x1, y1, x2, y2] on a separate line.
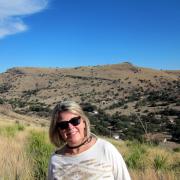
[0, 0, 48, 38]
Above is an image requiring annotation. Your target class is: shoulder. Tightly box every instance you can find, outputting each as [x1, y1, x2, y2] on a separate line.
[49, 146, 65, 161]
[97, 138, 119, 153]
[96, 138, 126, 164]
[54, 146, 66, 155]
[98, 138, 116, 147]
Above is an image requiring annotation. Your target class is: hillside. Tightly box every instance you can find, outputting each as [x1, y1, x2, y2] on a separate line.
[0, 62, 180, 142]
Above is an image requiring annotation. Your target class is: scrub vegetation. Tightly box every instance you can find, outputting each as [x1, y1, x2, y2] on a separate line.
[0, 63, 180, 143]
[0, 121, 179, 180]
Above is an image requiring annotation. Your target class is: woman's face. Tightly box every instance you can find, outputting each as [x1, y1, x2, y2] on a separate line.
[57, 111, 86, 146]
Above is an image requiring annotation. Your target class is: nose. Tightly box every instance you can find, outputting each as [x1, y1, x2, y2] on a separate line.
[67, 122, 74, 129]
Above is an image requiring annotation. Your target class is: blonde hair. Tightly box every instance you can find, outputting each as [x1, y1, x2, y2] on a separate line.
[49, 101, 91, 147]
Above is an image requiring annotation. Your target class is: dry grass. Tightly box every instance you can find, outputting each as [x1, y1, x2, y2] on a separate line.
[0, 129, 33, 179]
[0, 118, 51, 180]
[130, 169, 178, 180]
[0, 120, 179, 180]
[0, 105, 49, 127]
[108, 139, 180, 180]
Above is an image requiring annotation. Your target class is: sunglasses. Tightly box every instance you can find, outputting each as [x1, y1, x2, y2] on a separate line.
[56, 116, 81, 130]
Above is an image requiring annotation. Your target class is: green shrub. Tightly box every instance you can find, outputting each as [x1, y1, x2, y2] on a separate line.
[153, 155, 168, 171]
[26, 131, 54, 179]
[0, 126, 17, 137]
[0, 123, 25, 137]
[125, 142, 146, 170]
[0, 98, 4, 104]
[15, 122, 25, 131]
[173, 147, 180, 152]
[0, 83, 11, 93]
[29, 104, 45, 112]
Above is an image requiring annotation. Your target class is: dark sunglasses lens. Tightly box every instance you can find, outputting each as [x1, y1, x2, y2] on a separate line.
[57, 122, 69, 130]
[57, 116, 81, 130]
[70, 117, 81, 126]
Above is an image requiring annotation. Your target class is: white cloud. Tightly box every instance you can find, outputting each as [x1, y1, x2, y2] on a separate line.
[0, 0, 48, 38]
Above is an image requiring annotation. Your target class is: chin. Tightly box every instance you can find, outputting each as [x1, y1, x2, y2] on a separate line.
[67, 136, 83, 145]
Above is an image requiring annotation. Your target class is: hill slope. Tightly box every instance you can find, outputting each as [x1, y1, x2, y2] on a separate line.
[0, 62, 180, 142]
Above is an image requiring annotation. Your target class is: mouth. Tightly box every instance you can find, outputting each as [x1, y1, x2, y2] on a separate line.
[67, 130, 77, 136]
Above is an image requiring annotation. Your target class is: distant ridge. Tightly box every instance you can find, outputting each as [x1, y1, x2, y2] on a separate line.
[0, 62, 179, 109]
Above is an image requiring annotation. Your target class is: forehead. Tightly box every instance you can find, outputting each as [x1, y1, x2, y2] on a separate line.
[58, 111, 79, 121]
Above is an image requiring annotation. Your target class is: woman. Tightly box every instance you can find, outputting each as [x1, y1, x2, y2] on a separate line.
[48, 101, 131, 180]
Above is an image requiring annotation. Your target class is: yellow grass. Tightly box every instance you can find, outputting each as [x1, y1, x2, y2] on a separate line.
[0, 120, 179, 180]
[0, 119, 50, 179]
[130, 169, 178, 180]
[107, 138, 180, 180]
[0, 131, 33, 179]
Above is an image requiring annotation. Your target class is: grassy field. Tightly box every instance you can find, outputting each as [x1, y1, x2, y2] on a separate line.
[0, 120, 179, 180]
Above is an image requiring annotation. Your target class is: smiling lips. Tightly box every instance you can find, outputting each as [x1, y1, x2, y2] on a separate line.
[67, 130, 78, 137]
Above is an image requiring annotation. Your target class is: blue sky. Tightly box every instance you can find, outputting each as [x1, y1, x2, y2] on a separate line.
[0, 0, 180, 73]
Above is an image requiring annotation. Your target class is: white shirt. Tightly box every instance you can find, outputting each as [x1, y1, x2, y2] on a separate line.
[48, 138, 131, 180]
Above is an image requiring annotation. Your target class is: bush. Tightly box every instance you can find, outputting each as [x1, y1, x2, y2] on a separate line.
[0, 83, 11, 93]
[16, 123, 25, 131]
[125, 142, 146, 170]
[29, 104, 45, 112]
[0, 123, 25, 137]
[153, 155, 168, 171]
[0, 98, 4, 104]
[173, 147, 180, 152]
[8, 98, 26, 108]
[81, 102, 97, 112]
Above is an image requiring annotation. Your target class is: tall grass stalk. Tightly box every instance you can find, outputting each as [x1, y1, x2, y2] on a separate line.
[125, 141, 146, 170]
[26, 131, 54, 179]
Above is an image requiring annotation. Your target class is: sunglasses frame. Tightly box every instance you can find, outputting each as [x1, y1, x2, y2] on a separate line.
[56, 116, 81, 130]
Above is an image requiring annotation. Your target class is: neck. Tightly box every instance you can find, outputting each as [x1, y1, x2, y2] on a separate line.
[66, 136, 92, 150]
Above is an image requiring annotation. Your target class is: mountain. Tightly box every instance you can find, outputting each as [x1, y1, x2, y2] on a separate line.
[0, 62, 180, 142]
